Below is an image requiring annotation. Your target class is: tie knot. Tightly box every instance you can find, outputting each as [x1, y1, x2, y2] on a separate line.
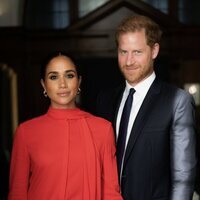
[129, 88, 135, 95]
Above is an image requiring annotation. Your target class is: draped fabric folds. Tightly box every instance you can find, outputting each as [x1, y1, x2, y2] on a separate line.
[8, 107, 122, 200]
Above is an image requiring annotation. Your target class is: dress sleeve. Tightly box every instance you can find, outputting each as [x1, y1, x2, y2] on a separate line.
[101, 124, 123, 200]
[170, 93, 197, 200]
[8, 125, 30, 200]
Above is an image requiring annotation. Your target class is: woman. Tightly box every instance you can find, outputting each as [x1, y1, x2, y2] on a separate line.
[8, 53, 122, 200]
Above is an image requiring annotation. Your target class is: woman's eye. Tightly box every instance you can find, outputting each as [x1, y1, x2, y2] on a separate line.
[66, 73, 75, 78]
[49, 75, 57, 80]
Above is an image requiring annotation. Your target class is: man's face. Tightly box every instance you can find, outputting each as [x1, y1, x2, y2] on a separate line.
[117, 29, 159, 86]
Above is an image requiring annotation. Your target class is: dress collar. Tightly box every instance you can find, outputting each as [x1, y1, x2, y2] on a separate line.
[47, 107, 90, 120]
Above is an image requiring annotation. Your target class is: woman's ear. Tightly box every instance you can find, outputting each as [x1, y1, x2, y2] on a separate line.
[40, 79, 46, 91]
[78, 76, 82, 88]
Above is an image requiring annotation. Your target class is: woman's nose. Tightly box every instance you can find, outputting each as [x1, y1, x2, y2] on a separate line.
[59, 77, 67, 88]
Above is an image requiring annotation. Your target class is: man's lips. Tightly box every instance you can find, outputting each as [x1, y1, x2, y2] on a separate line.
[125, 65, 140, 71]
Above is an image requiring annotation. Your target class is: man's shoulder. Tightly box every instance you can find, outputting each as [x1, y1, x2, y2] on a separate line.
[156, 78, 193, 99]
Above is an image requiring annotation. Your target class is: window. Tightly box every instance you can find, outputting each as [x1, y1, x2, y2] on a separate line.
[79, 0, 110, 17]
[141, 0, 168, 14]
[25, 0, 69, 29]
[52, 0, 69, 28]
[179, 0, 200, 25]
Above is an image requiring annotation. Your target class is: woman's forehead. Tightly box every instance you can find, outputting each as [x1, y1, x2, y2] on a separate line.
[46, 56, 76, 71]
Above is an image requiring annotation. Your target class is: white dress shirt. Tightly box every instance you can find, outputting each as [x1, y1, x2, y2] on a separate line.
[116, 72, 156, 176]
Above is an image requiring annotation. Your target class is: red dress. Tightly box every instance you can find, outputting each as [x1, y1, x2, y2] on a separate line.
[8, 107, 122, 200]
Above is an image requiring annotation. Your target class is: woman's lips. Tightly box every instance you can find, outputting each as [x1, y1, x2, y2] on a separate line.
[57, 92, 69, 97]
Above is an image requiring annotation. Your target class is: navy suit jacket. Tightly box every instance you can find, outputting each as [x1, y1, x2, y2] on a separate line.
[96, 78, 197, 200]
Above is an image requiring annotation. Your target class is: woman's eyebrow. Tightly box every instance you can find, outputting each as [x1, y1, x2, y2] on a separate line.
[47, 69, 76, 76]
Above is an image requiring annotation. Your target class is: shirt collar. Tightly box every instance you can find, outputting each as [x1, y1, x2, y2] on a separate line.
[125, 71, 156, 97]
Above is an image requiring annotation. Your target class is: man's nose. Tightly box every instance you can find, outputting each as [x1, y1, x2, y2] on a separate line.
[126, 53, 135, 66]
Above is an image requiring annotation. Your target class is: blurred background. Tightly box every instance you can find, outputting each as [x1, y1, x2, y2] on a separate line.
[0, 0, 199, 199]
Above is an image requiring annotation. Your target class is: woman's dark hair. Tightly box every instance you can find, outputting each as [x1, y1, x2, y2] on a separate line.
[40, 52, 82, 80]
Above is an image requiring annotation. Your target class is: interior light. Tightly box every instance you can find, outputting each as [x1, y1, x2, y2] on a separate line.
[184, 83, 200, 106]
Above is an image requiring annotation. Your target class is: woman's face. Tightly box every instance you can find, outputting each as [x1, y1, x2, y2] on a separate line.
[41, 55, 81, 109]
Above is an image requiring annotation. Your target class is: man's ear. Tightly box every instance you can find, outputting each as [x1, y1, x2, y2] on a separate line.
[152, 43, 160, 59]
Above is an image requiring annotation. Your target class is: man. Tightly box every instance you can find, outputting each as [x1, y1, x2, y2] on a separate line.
[96, 15, 197, 200]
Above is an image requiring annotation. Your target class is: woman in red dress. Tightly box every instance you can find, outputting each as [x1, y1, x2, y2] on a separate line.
[8, 53, 122, 200]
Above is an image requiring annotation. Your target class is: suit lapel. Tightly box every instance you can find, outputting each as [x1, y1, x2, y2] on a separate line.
[123, 79, 162, 166]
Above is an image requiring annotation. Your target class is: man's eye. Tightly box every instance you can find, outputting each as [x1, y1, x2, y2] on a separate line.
[120, 50, 127, 55]
[134, 51, 142, 55]
[49, 75, 57, 80]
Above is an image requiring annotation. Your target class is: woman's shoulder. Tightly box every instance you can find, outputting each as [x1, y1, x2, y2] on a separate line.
[13, 114, 48, 141]
[18, 113, 48, 129]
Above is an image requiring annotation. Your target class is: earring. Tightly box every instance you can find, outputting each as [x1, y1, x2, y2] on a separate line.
[77, 88, 81, 95]
[43, 90, 48, 97]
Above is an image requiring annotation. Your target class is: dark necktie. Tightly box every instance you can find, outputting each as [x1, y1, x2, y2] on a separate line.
[117, 88, 135, 174]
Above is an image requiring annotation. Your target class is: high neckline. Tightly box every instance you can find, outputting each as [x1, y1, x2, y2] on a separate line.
[47, 107, 90, 120]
